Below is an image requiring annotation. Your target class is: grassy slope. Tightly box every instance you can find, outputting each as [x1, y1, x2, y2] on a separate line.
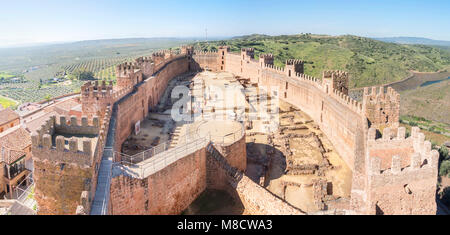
[197, 34, 450, 88]
[0, 95, 18, 108]
[400, 79, 450, 125]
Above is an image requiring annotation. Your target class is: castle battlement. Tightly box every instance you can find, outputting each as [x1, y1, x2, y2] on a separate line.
[363, 86, 400, 129]
[193, 50, 218, 55]
[322, 70, 348, 79]
[30, 111, 110, 167]
[218, 46, 230, 51]
[322, 70, 349, 95]
[285, 59, 304, 76]
[259, 53, 274, 66]
[241, 48, 255, 59]
[181, 45, 194, 55]
[330, 88, 364, 114]
[81, 80, 114, 99]
[116, 62, 140, 76]
[367, 126, 439, 173]
[286, 59, 305, 65]
[152, 51, 165, 58]
[365, 124, 439, 214]
[264, 63, 285, 73]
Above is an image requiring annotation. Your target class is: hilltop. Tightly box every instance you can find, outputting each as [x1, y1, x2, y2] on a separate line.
[374, 37, 450, 47]
[196, 34, 450, 88]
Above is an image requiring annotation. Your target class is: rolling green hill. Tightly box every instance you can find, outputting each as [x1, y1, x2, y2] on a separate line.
[196, 34, 450, 88]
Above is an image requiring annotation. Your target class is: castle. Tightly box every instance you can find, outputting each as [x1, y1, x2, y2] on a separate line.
[29, 45, 439, 215]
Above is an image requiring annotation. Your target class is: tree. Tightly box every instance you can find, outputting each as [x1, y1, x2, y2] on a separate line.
[69, 69, 95, 80]
[44, 94, 52, 103]
[439, 145, 449, 161]
[440, 160, 450, 177]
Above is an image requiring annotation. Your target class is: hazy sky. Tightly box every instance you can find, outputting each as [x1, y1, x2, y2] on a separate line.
[1, 0, 449, 47]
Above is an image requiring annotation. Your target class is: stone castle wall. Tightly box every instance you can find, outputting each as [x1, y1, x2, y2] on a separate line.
[365, 126, 439, 215]
[31, 112, 111, 215]
[110, 148, 207, 215]
[192, 51, 220, 71]
[114, 56, 189, 152]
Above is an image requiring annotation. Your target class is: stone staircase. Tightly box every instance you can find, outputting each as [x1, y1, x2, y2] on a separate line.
[169, 126, 183, 148]
[206, 143, 242, 185]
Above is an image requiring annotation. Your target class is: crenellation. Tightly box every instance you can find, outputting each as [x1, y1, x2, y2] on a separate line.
[362, 85, 400, 130]
[411, 153, 421, 169]
[397, 127, 406, 139]
[322, 70, 349, 95]
[391, 155, 401, 174]
[69, 137, 78, 153]
[285, 59, 304, 76]
[371, 157, 381, 175]
[42, 134, 52, 149]
[382, 127, 391, 140]
[56, 135, 65, 151]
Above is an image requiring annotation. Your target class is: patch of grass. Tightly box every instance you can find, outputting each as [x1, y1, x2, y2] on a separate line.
[400, 80, 450, 125]
[0, 95, 18, 109]
[400, 123, 450, 146]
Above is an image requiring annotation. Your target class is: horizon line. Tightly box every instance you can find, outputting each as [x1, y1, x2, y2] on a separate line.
[1, 33, 450, 49]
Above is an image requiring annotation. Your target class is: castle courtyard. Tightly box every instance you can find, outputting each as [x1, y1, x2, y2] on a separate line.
[120, 71, 353, 214]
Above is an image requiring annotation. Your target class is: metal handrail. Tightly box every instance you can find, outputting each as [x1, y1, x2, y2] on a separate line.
[113, 123, 245, 179]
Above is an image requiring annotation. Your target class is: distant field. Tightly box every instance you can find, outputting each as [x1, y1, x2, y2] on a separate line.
[0, 95, 18, 108]
[0, 38, 192, 105]
[400, 78, 450, 125]
[0, 72, 15, 79]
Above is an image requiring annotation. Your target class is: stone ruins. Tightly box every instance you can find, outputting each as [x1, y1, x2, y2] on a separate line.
[29, 45, 439, 215]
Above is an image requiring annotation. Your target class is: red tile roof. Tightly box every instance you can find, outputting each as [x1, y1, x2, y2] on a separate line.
[0, 126, 31, 164]
[0, 108, 19, 126]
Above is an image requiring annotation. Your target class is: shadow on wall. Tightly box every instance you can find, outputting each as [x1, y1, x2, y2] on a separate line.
[246, 142, 287, 185]
[182, 188, 245, 215]
[189, 59, 202, 72]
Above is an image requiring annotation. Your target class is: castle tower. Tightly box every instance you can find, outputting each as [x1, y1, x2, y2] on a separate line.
[241, 48, 254, 60]
[181, 45, 194, 56]
[152, 52, 166, 66]
[135, 56, 154, 79]
[31, 113, 110, 215]
[259, 54, 274, 67]
[322, 70, 349, 95]
[362, 86, 400, 130]
[363, 126, 439, 215]
[285, 59, 304, 77]
[218, 46, 230, 71]
[81, 80, 113, 119]
[115, 62, 143, 89]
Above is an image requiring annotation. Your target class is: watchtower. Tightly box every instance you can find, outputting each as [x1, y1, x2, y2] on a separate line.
[218, 46, 230, 71]
[81, 80, 113, 119]
[362, 86, 400, 130]
[259, 54, 274, 67]
[241, 48, 254, 60]
[116, 62, 143, 89]
[285, 59, 304, 77]
[322, 70, 349, 95]
[31, 113, 110, 215]
[365, 126, 438, 215]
